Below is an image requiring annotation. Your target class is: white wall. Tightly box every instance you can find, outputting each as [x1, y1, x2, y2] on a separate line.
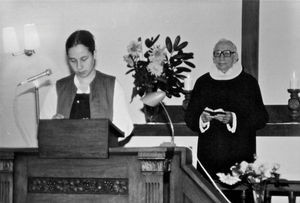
[259, 0, 300, 104]
[0, 0, 242, 147]
[258, 0, 300, 180]
[258, 2, 300, 201]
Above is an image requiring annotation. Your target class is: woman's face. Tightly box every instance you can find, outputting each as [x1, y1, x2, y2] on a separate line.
[213, 42, 237, 73]
[67, 44, 95, 78]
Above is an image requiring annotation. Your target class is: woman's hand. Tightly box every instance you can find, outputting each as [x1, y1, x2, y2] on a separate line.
[52, 113, 64, 119]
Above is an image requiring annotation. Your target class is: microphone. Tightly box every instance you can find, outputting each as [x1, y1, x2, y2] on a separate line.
[17, 69, 52, 86]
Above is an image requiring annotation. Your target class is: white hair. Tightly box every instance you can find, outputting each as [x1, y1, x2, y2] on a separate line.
[214, 38, 239, 62]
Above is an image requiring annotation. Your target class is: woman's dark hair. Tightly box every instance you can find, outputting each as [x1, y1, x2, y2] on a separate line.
[65, 30, 95, 55]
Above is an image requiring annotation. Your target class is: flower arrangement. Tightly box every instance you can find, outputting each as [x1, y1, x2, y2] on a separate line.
[217, 159, 280, 203]
[216, 160, 280, 186]
[124, 35, 195, 102]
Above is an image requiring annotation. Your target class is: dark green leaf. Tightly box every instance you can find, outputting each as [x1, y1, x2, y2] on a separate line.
[175, 67, 191, 73]
[172, 52, 186, 59]
[157, 77, 167, 84]
[165, 37, 173, 53]
[138, 90, 144, 97]
[183, 60, 196, 68]
[172, 52, 193, 60]
[145, 35, 160, 48]
[181, 52, 194, 60]
[152, 35, 160, 45]
[170, 58, 182, 66]
[173, 36, 181, 50]
[145, 38, 152, 48]
[172, 92, 181, 97]
[175, 74, 186, 79]
[173, 77, 182, 84]
[144, 51, 150, 59]
[125, 69, 135, 74]
[130, 87, 139, 102]
[175, 41, 188, 51]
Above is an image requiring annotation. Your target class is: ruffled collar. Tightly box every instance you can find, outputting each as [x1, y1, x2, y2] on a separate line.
[209, 62, 242, 80]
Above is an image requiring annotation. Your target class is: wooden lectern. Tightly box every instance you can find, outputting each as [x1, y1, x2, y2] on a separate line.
[0, 119, 229, 203]
[38, 119, 123, 158]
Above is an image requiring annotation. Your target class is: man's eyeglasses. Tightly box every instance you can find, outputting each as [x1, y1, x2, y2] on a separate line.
[213, 50, 235, 58]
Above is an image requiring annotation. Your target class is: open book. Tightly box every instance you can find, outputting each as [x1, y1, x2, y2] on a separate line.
[203, 107, 226, 116]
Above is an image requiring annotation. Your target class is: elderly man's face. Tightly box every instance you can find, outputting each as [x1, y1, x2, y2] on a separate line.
[213, 42, 237, 73]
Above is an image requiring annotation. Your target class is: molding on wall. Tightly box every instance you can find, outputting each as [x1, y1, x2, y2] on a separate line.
[133, 105, 300, 137]
[242, 0, 260, 79]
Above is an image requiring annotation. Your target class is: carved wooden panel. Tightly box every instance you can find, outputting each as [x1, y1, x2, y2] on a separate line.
[27, 177, 128, 194]
[0, 160, 13, 172]
[145, 182, 161, 203]
[140, 160, 166, 172]
[0, 147, 229, 203]
[0, 159, 13, 203]
[138, 151, 170, 172]
[138, 150, 170, 203]
[0, 180, 10, 203]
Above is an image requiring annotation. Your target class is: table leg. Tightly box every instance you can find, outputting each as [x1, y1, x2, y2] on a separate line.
[241, 190, 246, 203]
[288, 191, 295, 203]
[265, 190, 271, 203]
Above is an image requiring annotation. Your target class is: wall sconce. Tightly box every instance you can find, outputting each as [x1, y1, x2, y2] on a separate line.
[2, 24, 40, 56]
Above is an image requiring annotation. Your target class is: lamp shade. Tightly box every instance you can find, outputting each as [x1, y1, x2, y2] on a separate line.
[141, 91, 166, 107]
[2, 26, 20, 53]
[24, 24, 40, 50]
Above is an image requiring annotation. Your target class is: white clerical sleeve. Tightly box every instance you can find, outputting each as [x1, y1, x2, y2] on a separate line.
[112, 80, 134, 138]
[40, 84, 57, 119]
[199, 115, 210, 133]
[226, 112, 237, 133]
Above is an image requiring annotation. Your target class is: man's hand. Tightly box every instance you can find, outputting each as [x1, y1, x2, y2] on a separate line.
[201, 111, 214, 123]
[214, 111, 233, 124]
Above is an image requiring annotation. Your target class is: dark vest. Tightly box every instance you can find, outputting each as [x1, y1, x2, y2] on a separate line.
[56, 71, 115, 120]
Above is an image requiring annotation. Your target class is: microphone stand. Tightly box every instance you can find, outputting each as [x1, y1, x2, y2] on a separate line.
[33, 81, 40, 126]
[159, 101, 176, 147]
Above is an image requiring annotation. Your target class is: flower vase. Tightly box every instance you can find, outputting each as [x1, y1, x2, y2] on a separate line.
[252, 183, 266, 203]
[141, 88, 164, 122]
[142, 104, 162, 122]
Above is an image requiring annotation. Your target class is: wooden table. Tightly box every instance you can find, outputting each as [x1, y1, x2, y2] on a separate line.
[217, 182, 250, 203]
[218, 180, 300, 203]
[265, 180, 300, 203]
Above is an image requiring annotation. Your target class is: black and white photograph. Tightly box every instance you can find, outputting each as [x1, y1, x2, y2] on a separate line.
[0, 0, 300, 202]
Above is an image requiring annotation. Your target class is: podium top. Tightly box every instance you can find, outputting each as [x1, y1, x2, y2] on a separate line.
[38, 119, 123, 159]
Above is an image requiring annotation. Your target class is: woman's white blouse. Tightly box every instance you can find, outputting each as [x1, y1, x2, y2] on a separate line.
[40, 79, 134, 137]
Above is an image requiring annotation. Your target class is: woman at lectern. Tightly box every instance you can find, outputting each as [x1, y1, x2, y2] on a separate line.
[41, 30, 133, 138]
